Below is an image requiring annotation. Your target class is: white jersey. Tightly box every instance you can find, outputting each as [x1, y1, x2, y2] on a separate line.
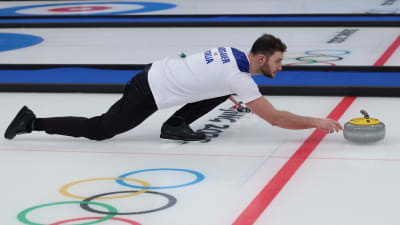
[148, 47, 262, 109]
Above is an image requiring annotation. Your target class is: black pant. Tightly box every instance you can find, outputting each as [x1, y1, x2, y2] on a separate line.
[36, 68, 230, 140]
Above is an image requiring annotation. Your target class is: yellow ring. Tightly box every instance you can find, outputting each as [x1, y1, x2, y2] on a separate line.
[349, 117, 381, 125]
[59, 177, 150, 200]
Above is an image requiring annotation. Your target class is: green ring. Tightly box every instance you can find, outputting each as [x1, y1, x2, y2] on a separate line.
[17, 201, 117, 225]
[296, 58, 318, 63]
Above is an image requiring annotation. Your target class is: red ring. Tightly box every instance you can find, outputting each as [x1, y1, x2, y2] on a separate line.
[50, 216, 142, 225]
[49, 6, 111, 12]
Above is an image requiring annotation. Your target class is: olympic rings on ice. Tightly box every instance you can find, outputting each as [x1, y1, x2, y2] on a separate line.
[17, 168, 204, 225]
[284, 49, 351, 66]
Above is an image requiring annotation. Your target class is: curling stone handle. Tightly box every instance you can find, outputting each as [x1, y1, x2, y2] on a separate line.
[360, 109, 369, 119]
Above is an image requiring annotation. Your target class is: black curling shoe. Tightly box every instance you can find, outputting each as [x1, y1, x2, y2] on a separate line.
[160, 122, 206, 141]
[4, 106, 36, 140]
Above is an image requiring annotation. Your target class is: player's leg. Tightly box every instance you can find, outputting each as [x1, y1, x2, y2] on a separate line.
[4, 69, 157, 141]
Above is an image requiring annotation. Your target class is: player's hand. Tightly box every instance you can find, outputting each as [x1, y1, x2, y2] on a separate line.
[237, 106, 251, 113]
[316, 118, 343, 134]
[232, 103, 251, 113]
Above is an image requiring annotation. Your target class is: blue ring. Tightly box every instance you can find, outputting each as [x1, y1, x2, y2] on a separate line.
[0, 33, 43, 52]
[305, 49, 350, 56]
[0, 2, 176, 16]
[117, 168, 205, 189]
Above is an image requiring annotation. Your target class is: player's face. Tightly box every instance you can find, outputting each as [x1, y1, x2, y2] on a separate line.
[260, 51, 283, 78]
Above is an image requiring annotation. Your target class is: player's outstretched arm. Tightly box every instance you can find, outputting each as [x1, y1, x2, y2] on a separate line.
[245, 97, 342, 133]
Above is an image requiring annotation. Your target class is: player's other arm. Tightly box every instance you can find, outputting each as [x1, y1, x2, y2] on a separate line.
[245, 97, 342, 133]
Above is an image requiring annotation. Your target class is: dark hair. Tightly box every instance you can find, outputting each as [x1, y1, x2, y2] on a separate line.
[250, 34, 287, 56]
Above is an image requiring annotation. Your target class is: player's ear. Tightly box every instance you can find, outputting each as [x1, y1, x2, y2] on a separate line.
[257, 54, 266, 65]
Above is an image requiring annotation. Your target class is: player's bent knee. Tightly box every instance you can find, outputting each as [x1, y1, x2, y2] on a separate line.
[86, 118, 115, 141]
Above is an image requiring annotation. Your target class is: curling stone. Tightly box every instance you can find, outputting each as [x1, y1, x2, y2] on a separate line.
[343, 109, 385, 143]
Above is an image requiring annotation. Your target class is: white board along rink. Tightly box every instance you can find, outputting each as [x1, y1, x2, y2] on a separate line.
[0, 27, 398, 66]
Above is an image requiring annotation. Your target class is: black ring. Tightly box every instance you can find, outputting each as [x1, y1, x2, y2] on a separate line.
[296, 55, 342, 62]
[80, 190, 177, 215]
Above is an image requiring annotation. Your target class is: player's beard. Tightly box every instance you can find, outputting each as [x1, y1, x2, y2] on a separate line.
[261, 66, 274, 79]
